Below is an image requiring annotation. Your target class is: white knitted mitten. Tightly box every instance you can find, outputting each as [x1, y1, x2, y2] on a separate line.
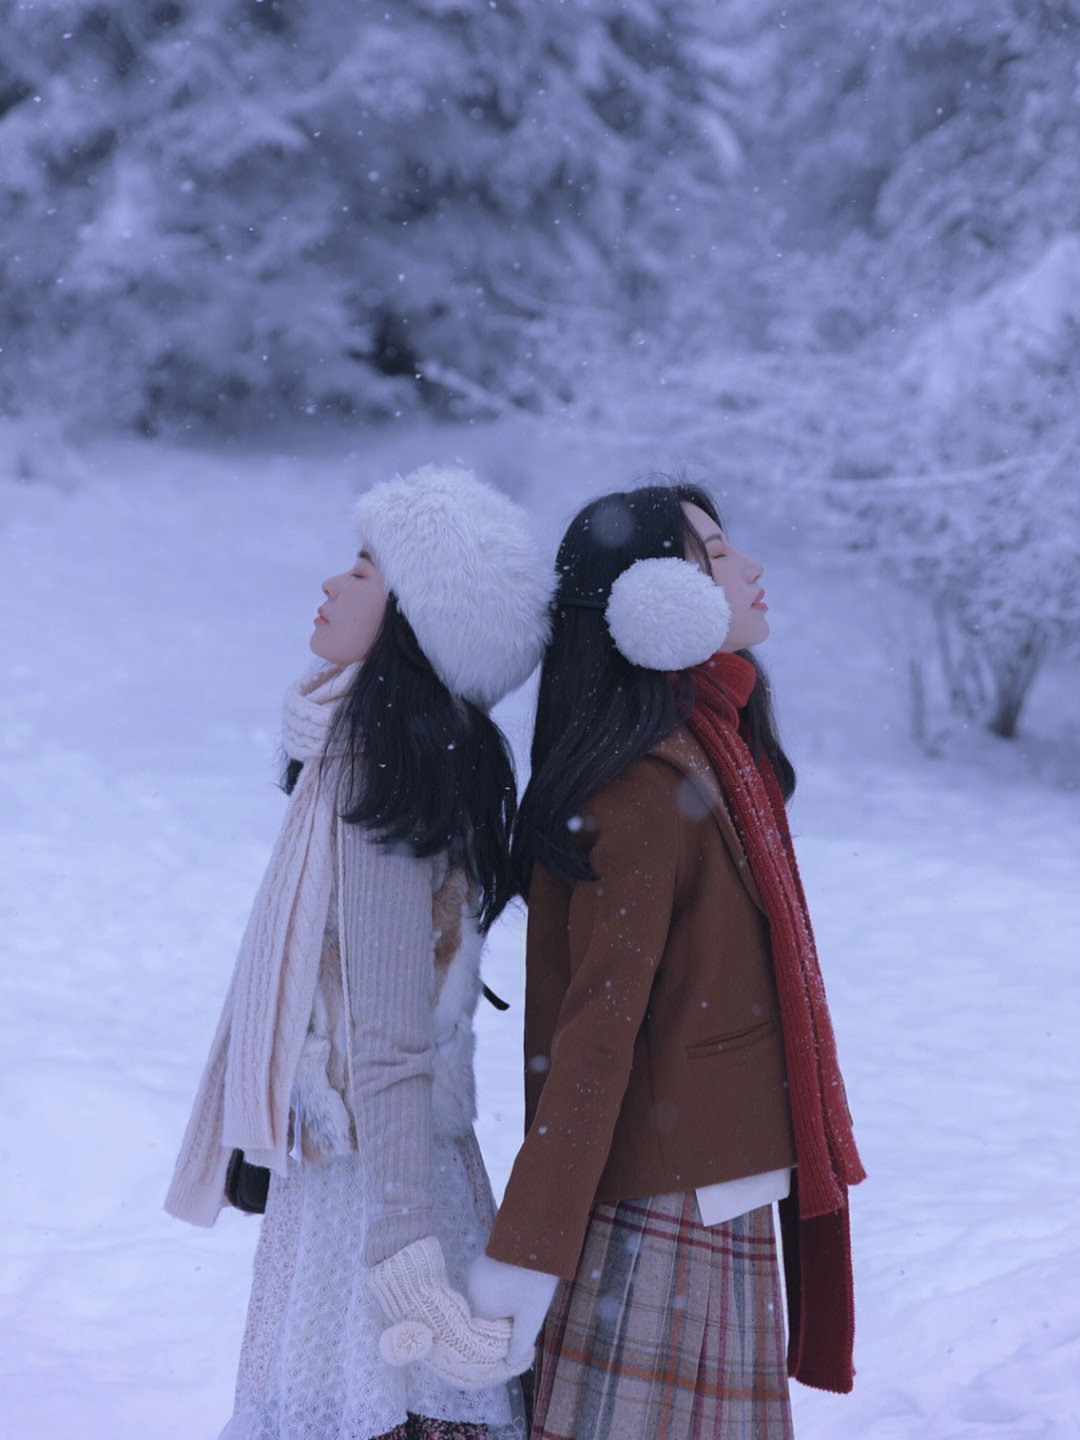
[369, 1235, 519, 1390]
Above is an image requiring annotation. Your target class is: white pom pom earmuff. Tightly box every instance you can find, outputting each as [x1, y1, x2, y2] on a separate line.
[605, 558, 731, 670]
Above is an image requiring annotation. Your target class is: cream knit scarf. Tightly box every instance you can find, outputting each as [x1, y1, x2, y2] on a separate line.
[165, 663, 358, 1226]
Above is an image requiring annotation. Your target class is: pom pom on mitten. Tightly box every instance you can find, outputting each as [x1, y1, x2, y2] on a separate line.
[369, 1235, 519, 1389]
[379, 1318, 433, 1365]
[467, 1254, 560, 1372]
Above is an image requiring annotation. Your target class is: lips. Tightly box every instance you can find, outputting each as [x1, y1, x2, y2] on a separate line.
[752, 592, 768, 611]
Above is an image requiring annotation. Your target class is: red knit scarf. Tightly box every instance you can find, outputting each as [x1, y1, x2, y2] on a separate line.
[683, 650, 866, 1391]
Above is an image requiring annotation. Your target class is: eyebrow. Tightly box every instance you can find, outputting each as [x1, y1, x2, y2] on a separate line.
[701, 531, 726, 546]
[356, 549, 373, 563]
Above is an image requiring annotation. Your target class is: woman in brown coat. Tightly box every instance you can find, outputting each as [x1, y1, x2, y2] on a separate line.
[467, 483, 866, 1439]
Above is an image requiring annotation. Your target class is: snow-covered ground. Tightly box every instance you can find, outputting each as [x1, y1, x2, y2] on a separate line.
[2, 425, 1078, 1439]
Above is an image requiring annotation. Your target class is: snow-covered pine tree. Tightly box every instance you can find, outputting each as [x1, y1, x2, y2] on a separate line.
[827, 236, 1080, 741]
[739, 0, 1080, 350]
[0, 0, 769, 431]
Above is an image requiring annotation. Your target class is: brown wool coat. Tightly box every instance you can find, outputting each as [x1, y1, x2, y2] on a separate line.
[487, 726, 797, 1279]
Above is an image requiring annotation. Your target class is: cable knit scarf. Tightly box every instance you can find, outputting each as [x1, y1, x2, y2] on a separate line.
[683, 651, 866, 1392]
[165, 663, 358, 1226]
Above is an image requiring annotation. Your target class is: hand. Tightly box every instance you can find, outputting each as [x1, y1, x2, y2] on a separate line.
[368, 1235, 519, 1390]
[467, 1253, 559, 1373]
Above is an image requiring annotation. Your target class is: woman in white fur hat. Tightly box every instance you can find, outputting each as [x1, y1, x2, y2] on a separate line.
[165, 465, 551, 1440]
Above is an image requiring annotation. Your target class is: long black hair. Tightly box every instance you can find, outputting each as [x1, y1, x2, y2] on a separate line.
[512, 480, 794, 892]
[284, 595, 516, 931]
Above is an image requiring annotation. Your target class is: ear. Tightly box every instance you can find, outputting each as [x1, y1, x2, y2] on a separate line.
[605, 558, 731, 669]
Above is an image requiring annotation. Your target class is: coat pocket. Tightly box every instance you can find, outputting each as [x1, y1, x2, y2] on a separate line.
[686, 1018, 777, 1057]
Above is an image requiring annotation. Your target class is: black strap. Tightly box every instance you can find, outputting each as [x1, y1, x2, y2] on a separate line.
[481, 982, 510, 1011]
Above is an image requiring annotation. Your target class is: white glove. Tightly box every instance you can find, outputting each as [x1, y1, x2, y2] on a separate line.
[467, 1253, 560, 1373]
[368, 1235, 517, 1390]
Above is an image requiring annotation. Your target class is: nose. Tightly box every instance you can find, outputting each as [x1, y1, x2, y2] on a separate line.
[745, 553, 763, 581]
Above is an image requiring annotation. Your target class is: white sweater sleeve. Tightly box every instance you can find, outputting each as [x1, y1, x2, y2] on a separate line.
[337, 821, 436, 1266]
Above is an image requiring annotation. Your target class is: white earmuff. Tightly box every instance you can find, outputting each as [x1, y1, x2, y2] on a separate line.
[604, 557, 731, 670]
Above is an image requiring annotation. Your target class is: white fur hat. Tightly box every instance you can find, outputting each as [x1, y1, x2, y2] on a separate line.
[354, 464, 552, 709]
[605, 557, 731, 669]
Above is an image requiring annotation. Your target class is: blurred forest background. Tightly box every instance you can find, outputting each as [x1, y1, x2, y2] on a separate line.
[2, 0, 1079, 743]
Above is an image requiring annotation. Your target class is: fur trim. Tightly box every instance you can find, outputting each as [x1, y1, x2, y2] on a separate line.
[293, 1033, 354, 1157]
[354, 465, 553, 709]
[431, 890, 483, 1138]
[605, 558, 731, 670]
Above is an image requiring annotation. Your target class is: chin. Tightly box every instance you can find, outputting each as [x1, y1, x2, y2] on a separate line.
[733, 624, 769, 651]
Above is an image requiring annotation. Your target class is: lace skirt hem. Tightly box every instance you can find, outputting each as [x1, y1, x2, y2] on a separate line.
[222, 1137, 525, 1440]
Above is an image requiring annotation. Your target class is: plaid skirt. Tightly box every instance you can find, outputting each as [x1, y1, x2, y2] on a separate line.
[532, 1194, 793, 1440]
